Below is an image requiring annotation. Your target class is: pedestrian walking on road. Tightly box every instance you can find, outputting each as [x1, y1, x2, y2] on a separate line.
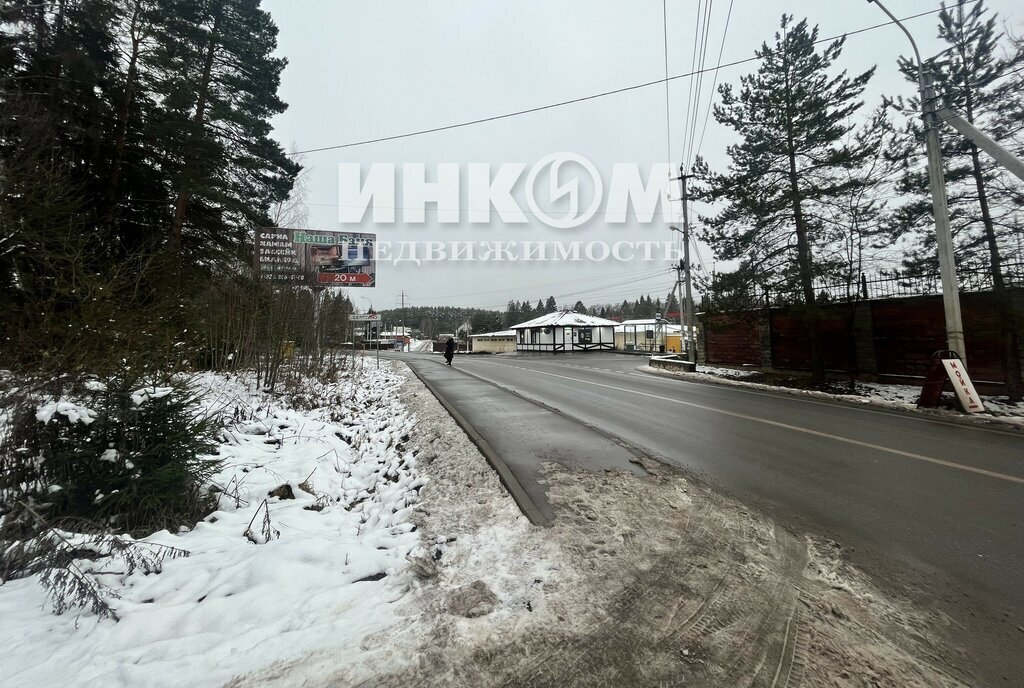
[444, 337, 455, 366]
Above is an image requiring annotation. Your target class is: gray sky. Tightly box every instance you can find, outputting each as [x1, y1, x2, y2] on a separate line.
[263, 0, 1022, 312]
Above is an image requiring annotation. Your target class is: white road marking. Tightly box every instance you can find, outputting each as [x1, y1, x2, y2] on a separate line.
[476, 362, 1024, 486]
[471, 356, 1022, 438]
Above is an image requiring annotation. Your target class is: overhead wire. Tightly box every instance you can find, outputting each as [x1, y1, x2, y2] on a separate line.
[662, 0, 673, 165]
[685, 0, 715, 172]
[694, 0, 735, 162]
[680, 0, 704, 172]
[284, 2, 980, 157]
[409, 265, 668, 304]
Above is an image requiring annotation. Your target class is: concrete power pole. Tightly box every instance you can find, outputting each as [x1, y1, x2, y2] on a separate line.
[681, 173, 695, 361]
[868, 0, 966, 359]
[921, 70, 967, 359]
[671, 164, 696, 360]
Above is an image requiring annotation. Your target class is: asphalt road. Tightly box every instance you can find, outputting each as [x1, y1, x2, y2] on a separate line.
[400, 351, 1024, 617]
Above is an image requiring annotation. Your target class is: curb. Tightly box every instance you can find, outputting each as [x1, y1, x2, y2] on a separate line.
[635, 363, 1024, 435]
[400, 359, 551, 527]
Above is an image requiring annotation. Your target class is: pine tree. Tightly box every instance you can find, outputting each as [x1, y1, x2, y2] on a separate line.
[828, 107, 898, 299]
[889, 0, 1022, 277]
[151, 0, 299, 258]
[520, 300, 533, 320]
[504, 300, 521, 328]
[545, 295, 557, 312]
[699, 15, 874, 386]
[888, 0, 1022, 399]
[0, 0, 301, 372]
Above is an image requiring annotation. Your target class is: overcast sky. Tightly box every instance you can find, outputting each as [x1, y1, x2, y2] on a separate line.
[262, 0, 1022, 312]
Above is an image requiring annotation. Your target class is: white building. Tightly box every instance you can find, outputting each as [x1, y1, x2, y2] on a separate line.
[511, 311, 618, 353]
[470, 330, 517, 353]
[615, 319, 682, 353]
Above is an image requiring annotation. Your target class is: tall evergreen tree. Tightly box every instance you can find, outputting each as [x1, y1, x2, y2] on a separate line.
[519, 300, 533, 321]
[698, 15, 874, 386]
[0, 0, 300, 371]
[504, 300, 521, 328]
[888, 0, 1022, 399]
[152, 0, 299, 259]
[545, 295, 557, 312]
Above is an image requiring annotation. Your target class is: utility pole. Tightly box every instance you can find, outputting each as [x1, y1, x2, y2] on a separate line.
[671, 257, 685, 354]
[671, 164, 696, 360]
[399, 289, 408, 351]
[868, 0, 966, 359]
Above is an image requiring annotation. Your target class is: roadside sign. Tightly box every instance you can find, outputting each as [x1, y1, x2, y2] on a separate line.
[941, 358, 985, 413]
[255, 227, 376, 288]
[918, 351, 984, 413]
[350, 313, 381, 322]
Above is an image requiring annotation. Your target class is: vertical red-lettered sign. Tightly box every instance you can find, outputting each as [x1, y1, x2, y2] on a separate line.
[940, 359, 985, 413]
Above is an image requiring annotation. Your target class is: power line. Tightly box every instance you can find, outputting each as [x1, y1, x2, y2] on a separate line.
[286, 2, 978, 157]
[409, 265, 668, 304]
[681, 0, 705, 172]
[662, 0, 672, 165]
[467, 269, 674, 310]
[685, 0, 715, 171]
[694, 0, 735, 162]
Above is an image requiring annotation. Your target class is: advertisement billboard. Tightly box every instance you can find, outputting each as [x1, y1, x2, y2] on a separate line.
[255, 228, 376, 288]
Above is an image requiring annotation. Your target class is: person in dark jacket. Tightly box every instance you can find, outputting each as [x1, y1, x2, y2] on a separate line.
[444, 337, 456, 366]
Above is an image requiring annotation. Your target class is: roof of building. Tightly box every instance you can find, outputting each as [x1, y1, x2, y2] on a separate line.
[616, 322, 684, 332]
[619, 319, 672, 326]
[470, 330, 516, 338]
[511, 310, 620, 329]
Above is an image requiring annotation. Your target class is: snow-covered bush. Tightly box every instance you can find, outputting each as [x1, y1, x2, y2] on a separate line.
[0, 373, 222, 539]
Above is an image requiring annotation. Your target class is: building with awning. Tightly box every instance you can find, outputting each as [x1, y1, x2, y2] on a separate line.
[511, 310, 617, 353]
[614, 319, 683, 353]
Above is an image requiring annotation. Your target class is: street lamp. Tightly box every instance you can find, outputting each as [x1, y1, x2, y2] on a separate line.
[867, 0, 966, 358]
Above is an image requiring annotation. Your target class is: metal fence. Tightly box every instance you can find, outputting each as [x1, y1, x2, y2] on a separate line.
[763, 261, 1024, 308]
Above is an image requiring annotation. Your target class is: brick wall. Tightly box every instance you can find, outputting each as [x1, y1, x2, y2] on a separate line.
[699, 288, 1024, 386]
[702, 313, 763, 366]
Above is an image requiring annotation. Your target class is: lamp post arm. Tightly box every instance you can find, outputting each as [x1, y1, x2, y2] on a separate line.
[937, 106, 1024, 183]
[867, 0, 926, 95]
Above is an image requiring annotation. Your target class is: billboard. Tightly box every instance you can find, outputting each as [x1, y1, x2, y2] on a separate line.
[255, 228, 375, 287]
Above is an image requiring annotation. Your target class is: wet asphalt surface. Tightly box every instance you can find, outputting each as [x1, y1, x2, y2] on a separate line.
[395, 352, 1024, 624]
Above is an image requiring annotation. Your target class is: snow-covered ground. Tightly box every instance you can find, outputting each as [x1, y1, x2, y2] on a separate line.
[0, 358, 1000, 686]
[0, 360, 560, 688]
[649, 363, 1024, 427]
[406, 338, 433, 353]
[0, 364, 423, 686]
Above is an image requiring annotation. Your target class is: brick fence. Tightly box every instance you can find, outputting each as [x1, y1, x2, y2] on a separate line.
[698, 288, 1024, 386]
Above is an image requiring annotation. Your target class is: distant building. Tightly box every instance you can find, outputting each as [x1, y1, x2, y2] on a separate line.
[510, 310, 617, 353]
[470, 330, 517, 353]
[615, 319, 683, 353]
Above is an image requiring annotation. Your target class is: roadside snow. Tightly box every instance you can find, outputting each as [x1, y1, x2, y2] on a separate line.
[2, 357, 997, 686]
[1, 359, 566, 688]
[407, 338, 433, 353]
[227, 363, 566, 687]
[643, 364, 1024, 427]
[0, 363, 427, 688]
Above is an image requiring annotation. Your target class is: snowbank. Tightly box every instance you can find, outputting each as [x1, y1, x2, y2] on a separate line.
[0, 364, 426, 687]
[642, 364, 1024, 427]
